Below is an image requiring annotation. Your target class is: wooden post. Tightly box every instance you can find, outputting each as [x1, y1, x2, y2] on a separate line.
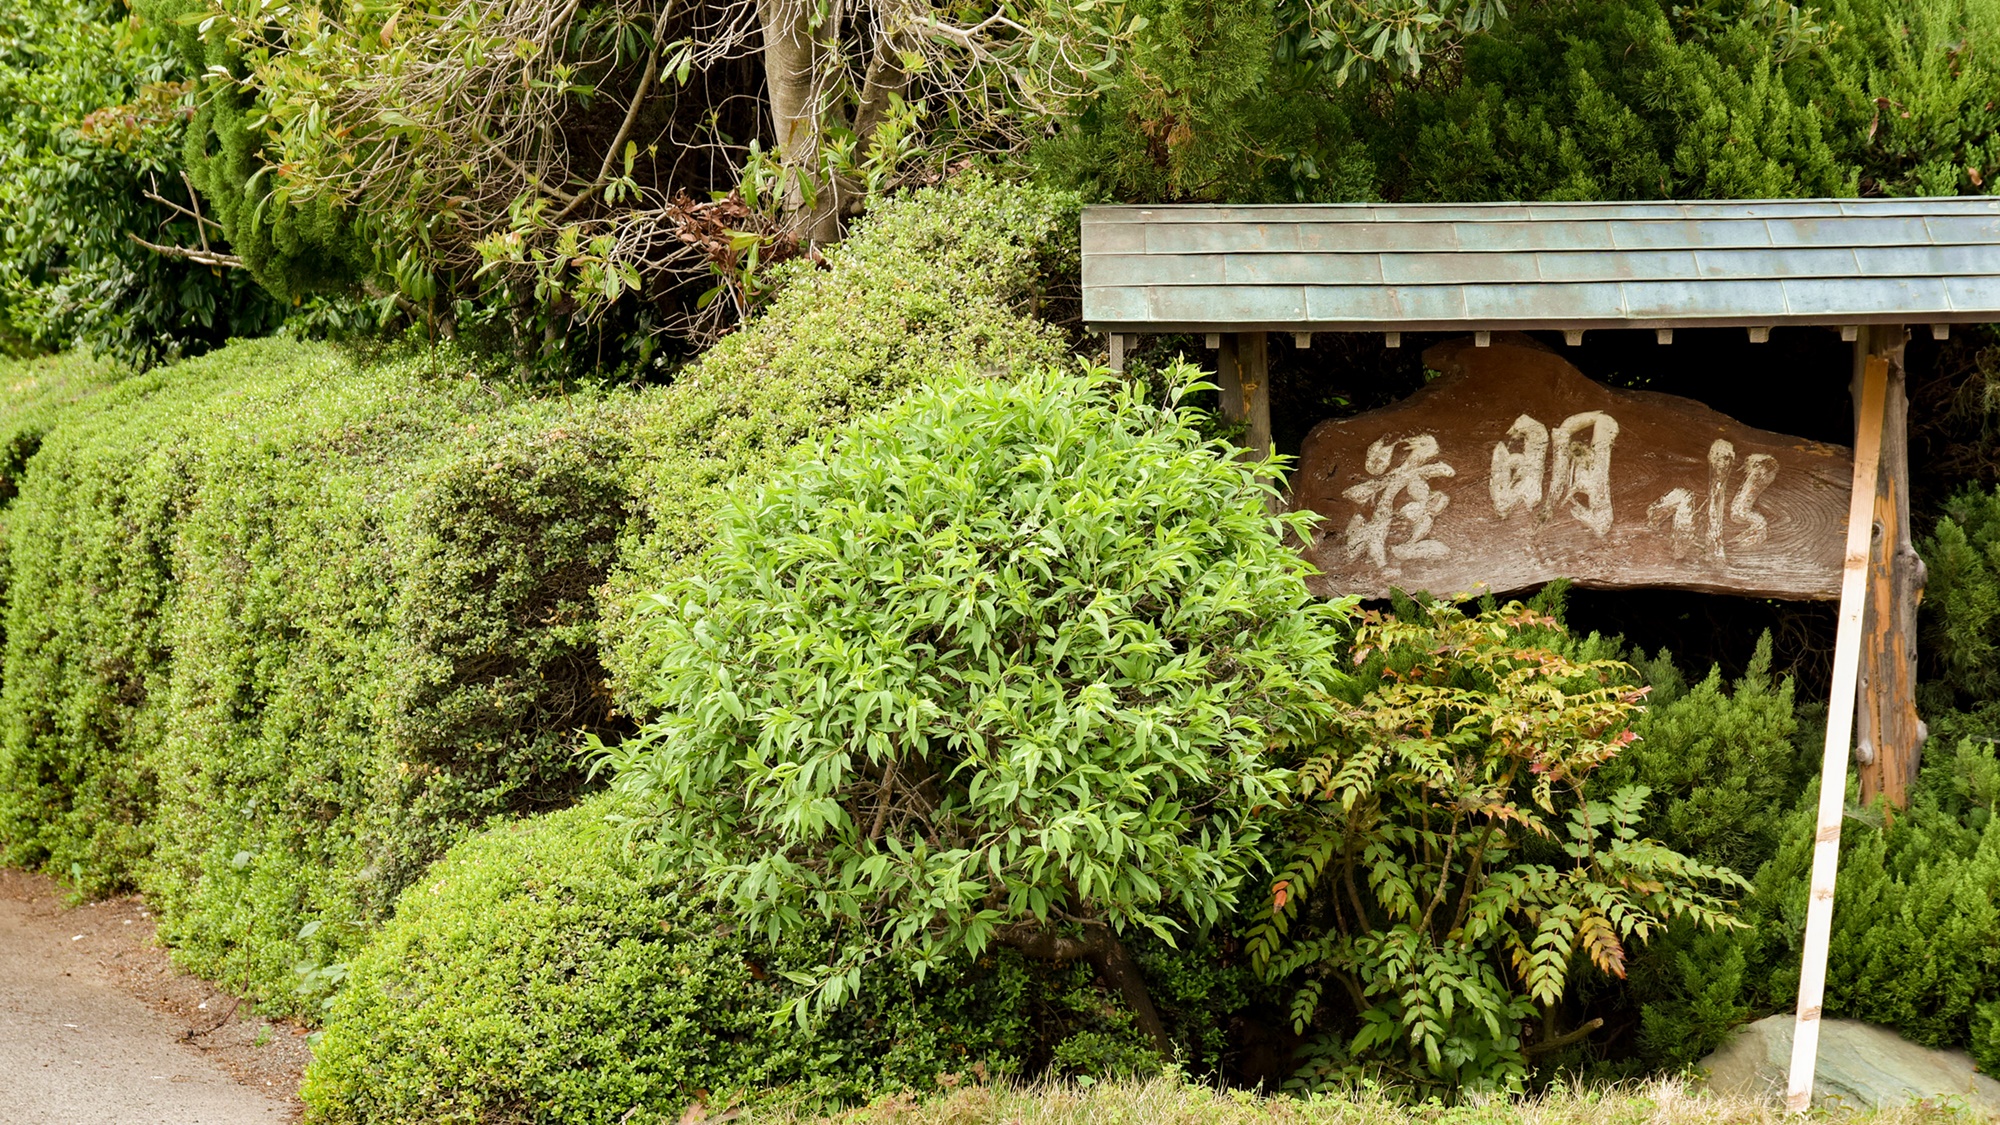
[1853, 325, 1926, 807]
[1242, 332, 1272, 460]
[1217, 333, 1243, 421]
[1216, 332, 1272, 460]
[1108, 333, 1128, 373]
[1787, 355, 1890, 1114]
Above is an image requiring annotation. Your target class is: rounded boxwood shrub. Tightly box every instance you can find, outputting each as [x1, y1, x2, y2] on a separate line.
[302, 794, 1039, 1125]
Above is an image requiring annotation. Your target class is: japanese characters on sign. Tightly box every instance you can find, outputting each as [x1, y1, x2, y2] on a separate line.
[1293, 337, 1853, 601]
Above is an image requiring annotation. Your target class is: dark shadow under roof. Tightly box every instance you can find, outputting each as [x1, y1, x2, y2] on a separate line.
[1081, 197, 2000, 334]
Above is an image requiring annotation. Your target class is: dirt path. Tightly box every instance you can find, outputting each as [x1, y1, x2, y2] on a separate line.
[0, 869, 309, 1124]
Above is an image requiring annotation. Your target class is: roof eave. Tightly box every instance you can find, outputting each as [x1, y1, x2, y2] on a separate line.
[1085, 312, 1995, 334]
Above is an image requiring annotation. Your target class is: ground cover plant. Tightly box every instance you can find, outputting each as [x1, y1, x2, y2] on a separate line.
[723, 1076, 1986, 1125]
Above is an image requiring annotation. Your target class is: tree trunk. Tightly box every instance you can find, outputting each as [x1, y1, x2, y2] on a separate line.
[756, 0, 841, 243]
[756, 2, 911, 243]
[996, 923, 1174, 1060]
[1852, 325, 1926, 807]
[1087, 933, 1174, 1060]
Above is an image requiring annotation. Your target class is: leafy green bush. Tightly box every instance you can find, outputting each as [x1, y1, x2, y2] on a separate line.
[601, 361, 1348, 1056]
[1595, 623, 2000, 1074]
[302, 795, 1041, 1125]
[1043, 0, 2000, 205]
[599, 175, 1080, 703]
[136, 0, 367, 307]
[0, 337, 636, 1007]
[1253, 602, 1746, 1095]
[1584, 636, 1813, 1068]
[1371, 0, 1854, 205]
[1601, 635, 1811, 883]
[1919, 484, 2000, 718]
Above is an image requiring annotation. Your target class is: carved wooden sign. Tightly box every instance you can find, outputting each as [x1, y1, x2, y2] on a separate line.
[1294, 336, 1853, 601]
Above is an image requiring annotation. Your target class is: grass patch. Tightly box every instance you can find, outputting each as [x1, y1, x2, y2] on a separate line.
[738, 1076, 1990, 1125]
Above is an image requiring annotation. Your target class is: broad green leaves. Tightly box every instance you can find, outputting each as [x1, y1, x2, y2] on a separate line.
[602, 362, 1352, 1019]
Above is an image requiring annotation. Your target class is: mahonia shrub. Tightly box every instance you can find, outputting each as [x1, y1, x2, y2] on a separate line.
[302, 795, 1041, 1125]
[1251, 601, 1747, 1096]
[600, 362, 1350, 1055]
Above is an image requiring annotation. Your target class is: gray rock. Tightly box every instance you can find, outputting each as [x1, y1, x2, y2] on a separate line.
[1700, 1014, 2000, 1115]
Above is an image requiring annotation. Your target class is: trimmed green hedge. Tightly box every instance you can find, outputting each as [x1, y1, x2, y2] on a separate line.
[301, 795, 1040, 1125]
[0, 176, 1083, 1013]
[0, 338, 637, 1007]
[0, 352, 125, 505]
[148, 354, 640, 1003]
[0, 345, 262, 885]
[0, 351, 126, 652]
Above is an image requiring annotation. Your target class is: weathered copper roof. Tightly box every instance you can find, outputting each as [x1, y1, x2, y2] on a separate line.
[1081, 198, 2000, 333]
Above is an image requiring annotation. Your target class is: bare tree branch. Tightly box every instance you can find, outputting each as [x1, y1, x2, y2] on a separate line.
[127, 233, 246, 270]
[553, 38, 664, 224]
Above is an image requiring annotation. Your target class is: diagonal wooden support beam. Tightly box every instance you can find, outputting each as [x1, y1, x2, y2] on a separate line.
[1786, 354, 1889, 1114]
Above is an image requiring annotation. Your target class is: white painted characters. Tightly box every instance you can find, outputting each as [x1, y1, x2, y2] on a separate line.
[1339, 413, 1777, 577]
[1488, 411, 1619, 535]
[1647, 439, 1779, 561]
[1342, 434, 1455, 572]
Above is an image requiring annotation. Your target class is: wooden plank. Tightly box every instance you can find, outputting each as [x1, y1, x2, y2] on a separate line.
[1854, 326, 1926, 808]
[1787, 354, 1890, 1113]
[1291, 335, 1852, 600]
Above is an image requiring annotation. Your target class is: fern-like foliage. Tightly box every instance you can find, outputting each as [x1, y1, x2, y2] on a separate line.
[1250, 600, 1748, 1097]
